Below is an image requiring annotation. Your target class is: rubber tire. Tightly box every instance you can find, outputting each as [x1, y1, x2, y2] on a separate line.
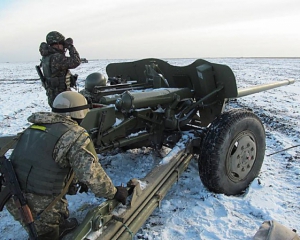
[198, 109, 265, 195]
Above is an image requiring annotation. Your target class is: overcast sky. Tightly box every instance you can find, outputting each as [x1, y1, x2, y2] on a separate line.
[1, 0, 300, 62]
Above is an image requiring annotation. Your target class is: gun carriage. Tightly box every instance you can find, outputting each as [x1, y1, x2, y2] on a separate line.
[0, 58, 295, 239]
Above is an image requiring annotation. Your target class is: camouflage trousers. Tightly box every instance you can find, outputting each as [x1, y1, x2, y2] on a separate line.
[6, 193, 69, 239]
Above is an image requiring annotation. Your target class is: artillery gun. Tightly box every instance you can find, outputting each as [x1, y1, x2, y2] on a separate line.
[0, 58, 295, 239]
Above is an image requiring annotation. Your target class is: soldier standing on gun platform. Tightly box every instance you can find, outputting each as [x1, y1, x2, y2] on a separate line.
[4, 91, 128, 239]
[38, 31, 81, 107]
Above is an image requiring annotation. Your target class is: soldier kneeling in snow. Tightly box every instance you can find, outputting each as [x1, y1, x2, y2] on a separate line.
[5, 91, 127, 239]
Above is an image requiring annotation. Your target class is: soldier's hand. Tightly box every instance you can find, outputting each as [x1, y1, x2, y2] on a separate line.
[39, 42, 49, 56]
[114, 186, 128, 205]
[79, 182, 89, 193]
[64, 38, 73, 49]
[0, 174, 4, 191]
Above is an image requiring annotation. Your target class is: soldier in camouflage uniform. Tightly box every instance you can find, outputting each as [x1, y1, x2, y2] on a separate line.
[79, 72, 107, 103]
[39, 31, 81, 107]
[5, 91, 128, 240]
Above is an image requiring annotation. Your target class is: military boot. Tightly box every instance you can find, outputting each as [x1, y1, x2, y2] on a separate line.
[36, 227, 59, 240]
[59, 217, 78, 239]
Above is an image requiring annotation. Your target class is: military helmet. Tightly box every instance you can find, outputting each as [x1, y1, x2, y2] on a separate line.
[46, 31, 65, 45]
[52, 91, 89, 119]
[85, 73, 107, 92]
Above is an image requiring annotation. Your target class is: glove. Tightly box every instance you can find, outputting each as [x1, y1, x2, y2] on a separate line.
[114, 186, 128, 205]
[0, 174, 4, 191]
[64, 38, 73, 49]
[79, 182, 89, 193]
[39, 42, 50, 56]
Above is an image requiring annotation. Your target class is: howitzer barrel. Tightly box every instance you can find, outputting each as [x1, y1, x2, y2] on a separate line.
[236, 79, 295, 98]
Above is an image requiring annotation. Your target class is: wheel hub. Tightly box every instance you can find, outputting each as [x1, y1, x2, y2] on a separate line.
[227, 131, 257, 182]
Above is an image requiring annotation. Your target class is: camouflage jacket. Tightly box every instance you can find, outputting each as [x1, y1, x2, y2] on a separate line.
[27, 112, 117, 199]
[48, 46, 80, 77]
[40, 43, 81, 78]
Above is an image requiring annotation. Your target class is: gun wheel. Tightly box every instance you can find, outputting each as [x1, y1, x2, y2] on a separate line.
[198, 109, 265, 195]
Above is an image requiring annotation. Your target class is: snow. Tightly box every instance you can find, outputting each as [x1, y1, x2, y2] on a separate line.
[0, 58, 299, 240]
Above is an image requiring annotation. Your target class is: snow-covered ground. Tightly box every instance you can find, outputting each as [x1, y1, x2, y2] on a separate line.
[0, 58, 299, 239]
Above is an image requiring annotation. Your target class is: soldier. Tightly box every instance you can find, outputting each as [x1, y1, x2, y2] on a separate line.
[39, 31, 81, 107]
[5, 91, 128, 239]
[79, 72, 107, 103]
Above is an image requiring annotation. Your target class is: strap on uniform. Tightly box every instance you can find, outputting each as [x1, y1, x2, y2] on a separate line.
[0, 133, 22, 157]
[0, 130, 75, 219]
[37, 125, 86, 218]
[37, 171, 75, 218]
[52, 104, 90, 113]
